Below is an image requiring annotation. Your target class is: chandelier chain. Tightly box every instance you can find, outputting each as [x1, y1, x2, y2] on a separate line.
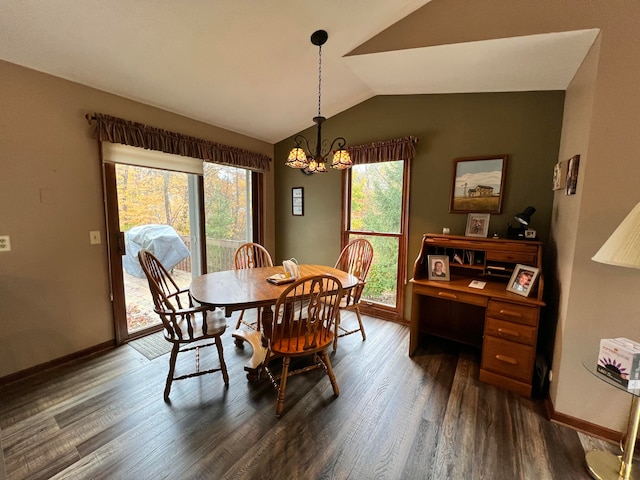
[317, 44, 322, 118]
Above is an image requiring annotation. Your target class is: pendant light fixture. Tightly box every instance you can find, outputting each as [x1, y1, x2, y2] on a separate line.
[285, 30, 352, 174]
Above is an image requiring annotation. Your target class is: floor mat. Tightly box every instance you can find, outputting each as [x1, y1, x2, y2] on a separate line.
[128, 332, 172, 360]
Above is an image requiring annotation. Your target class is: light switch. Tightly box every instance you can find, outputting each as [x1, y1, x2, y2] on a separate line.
[89, 231, 101, 245]
[0, 235, 11, 252]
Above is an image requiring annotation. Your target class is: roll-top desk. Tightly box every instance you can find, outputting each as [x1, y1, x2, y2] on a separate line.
[409, 233, 545, 397]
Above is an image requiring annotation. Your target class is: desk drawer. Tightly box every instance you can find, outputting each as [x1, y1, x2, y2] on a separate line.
[486, 300, 538, 326]
[482, 336, 534, 382]
[485, 317, 536, 346]
[486, 250, 538, 264]
[418, 286, 488, 307]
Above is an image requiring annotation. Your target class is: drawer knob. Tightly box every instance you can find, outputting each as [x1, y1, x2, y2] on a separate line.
[437, 292, 458, 300]
[499, 308, 523, 318]
[497, 327, 520, 338]
[495, 354, 518, 365]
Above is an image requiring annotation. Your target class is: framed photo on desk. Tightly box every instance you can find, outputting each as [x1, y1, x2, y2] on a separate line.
[465, 213, 490, 237]
[427, 255, 450, 281]
[506, 264, 539, 297]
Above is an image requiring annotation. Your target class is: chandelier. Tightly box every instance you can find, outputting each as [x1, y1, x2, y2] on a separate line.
[285, 30, 352, 174]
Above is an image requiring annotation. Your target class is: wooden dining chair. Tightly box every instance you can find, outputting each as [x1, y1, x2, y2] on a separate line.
[261, 274, 343, 417]
[138, 249, 229, 401]
[333, 238, 374, 351]
[233, 242, 273, 331]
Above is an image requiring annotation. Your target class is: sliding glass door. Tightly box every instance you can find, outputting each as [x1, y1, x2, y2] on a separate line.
[103, 148, 259, 344]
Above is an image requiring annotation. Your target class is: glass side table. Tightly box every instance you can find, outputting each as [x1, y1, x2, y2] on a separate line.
[583, 356, 640, 480]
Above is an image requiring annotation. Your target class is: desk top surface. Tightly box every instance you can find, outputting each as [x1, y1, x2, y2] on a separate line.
[410, 276, 545, 307]
[190, 264, 359, 309]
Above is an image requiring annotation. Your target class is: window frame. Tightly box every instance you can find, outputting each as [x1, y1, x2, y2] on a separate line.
[341, 159, 411, 323]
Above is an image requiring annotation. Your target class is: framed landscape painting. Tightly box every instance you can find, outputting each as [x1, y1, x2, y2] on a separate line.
[450, 155, 508, 214]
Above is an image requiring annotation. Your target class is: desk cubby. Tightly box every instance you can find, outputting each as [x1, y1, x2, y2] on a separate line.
[410, 234, 544, 397]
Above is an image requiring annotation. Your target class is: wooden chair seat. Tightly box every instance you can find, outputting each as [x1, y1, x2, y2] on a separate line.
[160, 307, 226, 343]
[269, 330, 334, 355]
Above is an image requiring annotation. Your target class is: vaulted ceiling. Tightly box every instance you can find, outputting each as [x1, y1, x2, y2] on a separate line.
[0, 1, 598, 143]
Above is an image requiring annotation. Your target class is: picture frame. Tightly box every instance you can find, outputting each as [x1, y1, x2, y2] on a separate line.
[552, 160, 568, 191]
[566, 154, 580, 195]
[427, 255, 450, 281]
[292, 187, 304, 216]
[450, 155, 508, 213]
[506, 264, 540, 297]
[465, 213, 490, 237]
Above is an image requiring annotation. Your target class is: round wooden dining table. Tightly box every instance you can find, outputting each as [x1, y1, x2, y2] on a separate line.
[190, 264, 359, 380]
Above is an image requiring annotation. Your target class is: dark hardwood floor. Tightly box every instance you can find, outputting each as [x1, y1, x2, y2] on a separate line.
[0, 314, 616, 479]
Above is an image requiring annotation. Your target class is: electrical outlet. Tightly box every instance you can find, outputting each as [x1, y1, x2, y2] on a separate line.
[89, 231, 101, 245]
[0, 235, 11, 252]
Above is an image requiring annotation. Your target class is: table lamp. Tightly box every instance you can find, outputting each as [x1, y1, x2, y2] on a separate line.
[507, 206, 537, 239]
[587, 201, 640, 480]
[592, 202, 640, 269]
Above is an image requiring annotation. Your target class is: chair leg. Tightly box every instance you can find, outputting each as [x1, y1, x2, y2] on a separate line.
[164, 343, 180, 402]
[333, 311, 341, 352]
[355, 306, 366, 341]
[321, 350, 340, 397]
[215, 335, 229, 387]
[276, 357, 291, 417]
[235, 309, 245, 329]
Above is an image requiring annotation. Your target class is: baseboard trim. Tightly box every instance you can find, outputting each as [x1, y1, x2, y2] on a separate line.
[0, 340, 115, 387]
[544, 395, 623, 443]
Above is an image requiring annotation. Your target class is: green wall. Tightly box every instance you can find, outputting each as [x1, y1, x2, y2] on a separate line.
[274, 92, 565, 319]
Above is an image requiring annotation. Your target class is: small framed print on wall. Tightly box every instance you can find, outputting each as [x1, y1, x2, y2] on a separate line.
[292, 187, 304, 216]
[566, 154, 580, 195]
[552, 160, 568, 191]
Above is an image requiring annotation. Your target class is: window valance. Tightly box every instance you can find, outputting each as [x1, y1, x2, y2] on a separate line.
[87, 113, 272, 172]
[347, 136, 418, 165]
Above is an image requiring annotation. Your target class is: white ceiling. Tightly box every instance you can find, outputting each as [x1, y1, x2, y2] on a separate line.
[0, 1, 598, 144]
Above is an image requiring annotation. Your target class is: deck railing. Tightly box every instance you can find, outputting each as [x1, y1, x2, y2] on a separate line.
[175, 236, 244, 273]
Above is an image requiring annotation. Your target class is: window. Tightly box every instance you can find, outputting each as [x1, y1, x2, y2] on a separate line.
[343, 159, 410, 322]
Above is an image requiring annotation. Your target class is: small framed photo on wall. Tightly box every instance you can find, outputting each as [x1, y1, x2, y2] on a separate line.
[553, 160, 568, 191]
[292, 187, 304, 216]
[566, 155, 580, 195]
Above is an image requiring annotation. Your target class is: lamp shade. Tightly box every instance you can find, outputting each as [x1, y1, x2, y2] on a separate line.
[286, 148, 309, 169]
[515, 207, 536, 226]
[331, 149, 353, 170]
[592, 202, 640, 269]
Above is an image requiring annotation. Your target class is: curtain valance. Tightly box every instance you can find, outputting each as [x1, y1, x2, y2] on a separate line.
[346, 136, 418, 165]
[87, 113, 272, 172]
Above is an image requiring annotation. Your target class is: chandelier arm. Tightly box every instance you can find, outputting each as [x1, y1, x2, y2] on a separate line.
[327, 137, 347, 153]
[294, 134, 313, 156]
